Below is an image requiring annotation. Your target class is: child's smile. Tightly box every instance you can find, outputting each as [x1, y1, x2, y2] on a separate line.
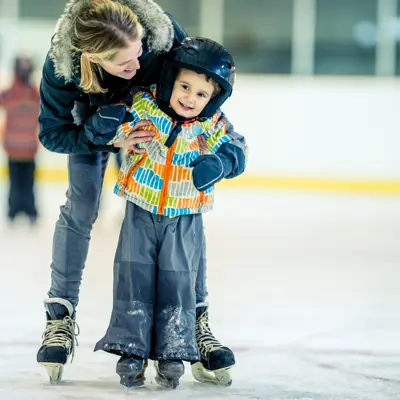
[178, 100, 194, 111]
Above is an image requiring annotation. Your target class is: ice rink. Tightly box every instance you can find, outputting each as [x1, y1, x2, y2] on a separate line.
[0, 183, 399, 400]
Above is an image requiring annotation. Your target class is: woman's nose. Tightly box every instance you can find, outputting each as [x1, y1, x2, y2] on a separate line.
[128, 58, 140, 70]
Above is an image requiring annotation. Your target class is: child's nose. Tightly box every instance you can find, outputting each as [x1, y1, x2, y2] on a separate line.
[187, 92, 196, 103]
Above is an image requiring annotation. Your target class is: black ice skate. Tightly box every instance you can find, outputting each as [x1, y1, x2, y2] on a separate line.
[191, 306, 235, 386]
[37, 298, 79, 384]
[116, 355, 148, 388]
[154, 360, 185, 389]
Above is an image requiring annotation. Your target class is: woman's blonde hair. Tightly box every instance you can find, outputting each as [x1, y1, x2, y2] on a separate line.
[73, 0, 143, 93]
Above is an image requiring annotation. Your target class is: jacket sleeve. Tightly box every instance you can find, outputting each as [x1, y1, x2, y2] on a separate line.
[38, 54, 115, 154]
[213, 112, 247, 179]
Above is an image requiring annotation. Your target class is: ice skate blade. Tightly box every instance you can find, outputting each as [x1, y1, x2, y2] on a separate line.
[155, 374, 180, 389]
[120, 373, 146, 389]
[154, 361, 184, 389]
[121, 379, 145, 389]
[40, 362, 64, 384]
[191, 362, 232, 386]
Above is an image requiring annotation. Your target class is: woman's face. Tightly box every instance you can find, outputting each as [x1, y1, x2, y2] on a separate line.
[91, 39, 143, 80]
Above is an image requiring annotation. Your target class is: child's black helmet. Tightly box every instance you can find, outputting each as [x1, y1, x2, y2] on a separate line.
[157, 37, 235, 120]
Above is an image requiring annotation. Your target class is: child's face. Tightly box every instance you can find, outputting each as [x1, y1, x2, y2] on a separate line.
[169, 69, 214, 119]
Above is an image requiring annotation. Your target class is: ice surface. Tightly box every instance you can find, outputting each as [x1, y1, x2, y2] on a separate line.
[0, 183, 399, 399]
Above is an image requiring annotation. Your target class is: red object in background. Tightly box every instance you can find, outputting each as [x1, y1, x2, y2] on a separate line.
[0, 79, 40, 160]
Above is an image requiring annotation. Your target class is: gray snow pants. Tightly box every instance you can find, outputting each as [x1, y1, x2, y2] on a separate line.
[94, 201, 201, 361]
[47, 152, 208, 309]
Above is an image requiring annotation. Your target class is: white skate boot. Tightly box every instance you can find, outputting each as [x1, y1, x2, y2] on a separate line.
[191, 306, 235, 386]
[37, 298, 79, 384]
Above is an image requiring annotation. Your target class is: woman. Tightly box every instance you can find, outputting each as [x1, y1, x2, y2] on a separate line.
[36, 0, 246, 386]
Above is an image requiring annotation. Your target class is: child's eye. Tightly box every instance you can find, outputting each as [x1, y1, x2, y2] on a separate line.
[181, 84, 189, 90]
[197, 93, 206, 98]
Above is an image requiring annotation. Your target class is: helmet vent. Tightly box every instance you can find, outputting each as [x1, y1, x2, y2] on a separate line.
[186, 47, 197, 55]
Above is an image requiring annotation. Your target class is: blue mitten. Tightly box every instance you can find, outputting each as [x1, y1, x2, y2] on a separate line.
[85, 104, 134, 145]
[190, 153, 232, 192]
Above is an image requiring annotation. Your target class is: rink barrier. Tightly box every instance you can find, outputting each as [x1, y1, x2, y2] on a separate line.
[0, 166, 399, 195]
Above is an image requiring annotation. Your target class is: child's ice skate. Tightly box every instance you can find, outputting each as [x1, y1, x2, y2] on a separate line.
[36, 298, 79, 384]
[116, 355, 148, 388]
[154, 360, 184, 389]
[191, 306, 235, 386]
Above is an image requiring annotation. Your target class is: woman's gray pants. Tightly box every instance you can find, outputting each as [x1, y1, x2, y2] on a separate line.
[95, 202, 201, 361]
[47, 153, 208, 309]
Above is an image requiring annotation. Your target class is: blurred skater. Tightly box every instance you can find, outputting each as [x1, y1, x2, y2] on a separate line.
[0, 56, 40, 224]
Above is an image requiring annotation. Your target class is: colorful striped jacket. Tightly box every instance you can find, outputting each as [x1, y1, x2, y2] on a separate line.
[110, 90, 233, 217]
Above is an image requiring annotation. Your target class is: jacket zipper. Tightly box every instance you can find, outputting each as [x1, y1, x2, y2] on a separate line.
[158, 139, 178, 215]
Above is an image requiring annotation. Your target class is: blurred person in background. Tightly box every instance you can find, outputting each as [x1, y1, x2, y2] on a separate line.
[36, 0, 246, 387]
[0, 56, 40, 225]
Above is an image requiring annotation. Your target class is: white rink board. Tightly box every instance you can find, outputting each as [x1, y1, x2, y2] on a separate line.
[0, 75, 399, 181]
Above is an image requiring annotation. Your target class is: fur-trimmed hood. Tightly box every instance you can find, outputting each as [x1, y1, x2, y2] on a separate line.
[49, 0, 174, 81]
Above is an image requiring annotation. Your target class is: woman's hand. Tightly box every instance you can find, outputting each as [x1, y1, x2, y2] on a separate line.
[113, 120, 154, 154]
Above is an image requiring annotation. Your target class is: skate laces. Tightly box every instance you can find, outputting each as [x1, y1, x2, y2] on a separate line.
[196, 311, 223, 355]
[42, 316, 80, 361]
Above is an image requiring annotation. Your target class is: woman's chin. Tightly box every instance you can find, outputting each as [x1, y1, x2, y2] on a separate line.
[120, 69, 137, 79]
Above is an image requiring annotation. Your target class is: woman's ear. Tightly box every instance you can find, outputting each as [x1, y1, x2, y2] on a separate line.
[84, 52, 99, 64]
